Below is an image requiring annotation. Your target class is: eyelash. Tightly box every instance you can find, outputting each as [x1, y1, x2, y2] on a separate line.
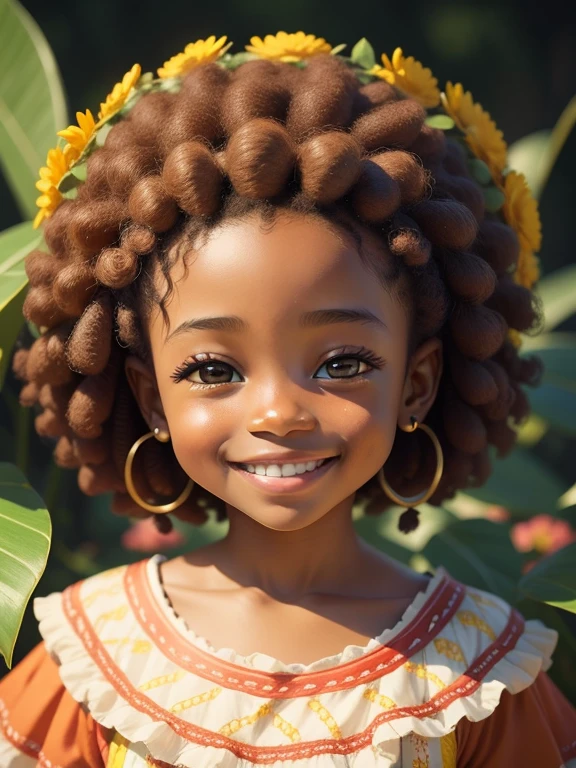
[170, 346, 386, 388]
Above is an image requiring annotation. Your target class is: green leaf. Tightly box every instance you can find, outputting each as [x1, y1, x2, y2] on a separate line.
[507, 130, 552, 201]
[0, 462, 51, 667]
[482, 185, 506, 212]
[95, 122, 113, 147]
[350, 38, 376, 70]
[463, 445, 566, 517]
[58, 161, 87, 193]
[527, 379, 576, 436]
[521, 331, 576, 372]
[536, 264, 576, 332]
[330, 44, 348, 56]
[0, 221, 41, 389]
[508, 96, 576, 201]
[0, 0, 68, 218]
[516, 597, 576, 704]
[221, 51, 259, 70]
[423, 518, 522, 604]
[468, 158, 493, 186]
[425, 114, 455, 130]
[519, 543, 576, 614]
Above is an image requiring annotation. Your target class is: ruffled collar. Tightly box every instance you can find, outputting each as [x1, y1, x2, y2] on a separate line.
[147, 553, 448, 675]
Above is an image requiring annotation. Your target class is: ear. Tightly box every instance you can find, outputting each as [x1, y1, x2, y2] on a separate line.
[124, 355, 168, 434]
[398, 337, 443, 427]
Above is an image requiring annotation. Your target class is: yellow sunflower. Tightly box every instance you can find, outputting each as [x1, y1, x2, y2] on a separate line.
[56, 109, 97, 161]
[157, 35, 229, 79]
[98, 63, 142, 122]
[503, 171, 542, 256]
[33, 145, 76, 229]
[514, 249, 541, 290]
[245, 31, 332, 62]
[441, 82, 507, 177]
[369, 48, 440, 108]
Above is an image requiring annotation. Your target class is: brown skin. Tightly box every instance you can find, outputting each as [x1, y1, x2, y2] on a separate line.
[126, 211, 443, 665]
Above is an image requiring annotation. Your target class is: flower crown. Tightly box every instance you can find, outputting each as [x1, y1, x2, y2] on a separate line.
[34, 32, 542, 349]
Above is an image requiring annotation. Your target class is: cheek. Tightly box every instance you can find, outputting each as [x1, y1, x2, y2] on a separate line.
[158, 385, 229, 477]
[338, 393, 398, 466]
[337, 369, 405, 472]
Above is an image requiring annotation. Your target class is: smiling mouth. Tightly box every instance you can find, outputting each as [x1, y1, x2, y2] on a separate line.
[227, 456, 340, 491]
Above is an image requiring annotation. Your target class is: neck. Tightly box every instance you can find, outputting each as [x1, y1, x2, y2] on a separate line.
[217, 494, 372, 601]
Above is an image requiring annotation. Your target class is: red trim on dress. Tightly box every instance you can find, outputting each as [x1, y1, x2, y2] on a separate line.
[124, 558, 465, 697]
[59, 566, 525, 762]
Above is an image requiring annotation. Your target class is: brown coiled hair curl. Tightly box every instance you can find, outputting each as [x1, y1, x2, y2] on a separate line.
[16, 56, 544, 526]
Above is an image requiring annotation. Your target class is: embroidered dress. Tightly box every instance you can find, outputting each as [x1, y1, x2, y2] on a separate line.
[1, 555, 575, 767]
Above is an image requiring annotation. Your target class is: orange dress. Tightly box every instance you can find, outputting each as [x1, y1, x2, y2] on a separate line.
[0, 555, 575, 767]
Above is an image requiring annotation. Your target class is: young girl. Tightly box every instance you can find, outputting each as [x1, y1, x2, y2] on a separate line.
[0, 31, 575, 767]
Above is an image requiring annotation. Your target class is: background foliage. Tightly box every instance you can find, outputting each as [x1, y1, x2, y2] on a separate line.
[1, 0, 575, 704]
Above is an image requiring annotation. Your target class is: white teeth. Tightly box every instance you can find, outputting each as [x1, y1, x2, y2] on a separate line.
[241, 459, 330, 477]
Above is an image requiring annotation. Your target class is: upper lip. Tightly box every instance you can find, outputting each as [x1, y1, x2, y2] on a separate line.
[229, 454, 340, 465]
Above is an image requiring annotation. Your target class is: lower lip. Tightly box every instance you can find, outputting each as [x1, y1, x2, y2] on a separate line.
[228, 457, 339, 493]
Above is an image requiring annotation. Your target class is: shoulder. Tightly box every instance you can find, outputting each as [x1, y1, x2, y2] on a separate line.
[33, 556, 150, 668]
[365, 567, 559, 745]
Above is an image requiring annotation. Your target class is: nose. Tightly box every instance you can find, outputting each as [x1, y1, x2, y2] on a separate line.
[247, 382, 318, 438]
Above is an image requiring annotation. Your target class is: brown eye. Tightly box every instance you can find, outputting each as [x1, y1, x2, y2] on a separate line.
[315, 355, 373, 380]
[189, 361, 242, 385]
[171, 358, 243, 385]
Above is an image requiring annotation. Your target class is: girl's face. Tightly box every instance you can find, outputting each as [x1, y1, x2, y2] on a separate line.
[130, 211, 439, 531]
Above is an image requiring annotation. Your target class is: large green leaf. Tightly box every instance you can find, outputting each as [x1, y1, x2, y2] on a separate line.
[521, 332, 576, 380]
[519, 543, 576, 615]
[0, 221, 40, 389]
[536, 264, 576, 332]
[516, 597, 576, 704]
[423, 518, 522, 604]
[0, 0, 68, 218]
[507, 129, 552, 200]
[507, 95, 576, 201]
[519, 334, 576, 434]
[527, 379, 576, 437]
[463, 446, 566, 517]
[0, 462, 51, 667]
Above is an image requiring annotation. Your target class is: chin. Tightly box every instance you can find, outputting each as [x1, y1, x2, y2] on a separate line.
[241, 505, 328, 531]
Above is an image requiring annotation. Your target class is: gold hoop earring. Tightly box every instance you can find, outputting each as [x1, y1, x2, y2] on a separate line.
[124, 428, 194, 513]
[377, 416, 444, 533]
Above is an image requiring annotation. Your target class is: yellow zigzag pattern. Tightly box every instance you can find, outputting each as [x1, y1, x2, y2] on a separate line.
[139, 670, 187, 692]
[219, 702, 273, 736]
[308, 698, 342, 739]
[363, 687, 397, 710]
[457, 610, 496, 642]
[404, 662, 446, 690]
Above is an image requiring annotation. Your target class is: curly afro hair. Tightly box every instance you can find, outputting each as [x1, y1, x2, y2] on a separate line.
[15, 55, 544, 529]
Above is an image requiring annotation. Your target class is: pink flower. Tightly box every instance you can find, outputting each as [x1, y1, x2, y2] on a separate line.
[121, 517, 185, 553]
[511, 514, 576, 555]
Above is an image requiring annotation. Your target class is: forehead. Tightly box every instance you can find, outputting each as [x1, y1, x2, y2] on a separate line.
[152, 211, 406, 336]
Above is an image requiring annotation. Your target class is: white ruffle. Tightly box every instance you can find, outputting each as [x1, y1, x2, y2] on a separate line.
[370, 615, 557, 745]
[34, 560, 559, 767]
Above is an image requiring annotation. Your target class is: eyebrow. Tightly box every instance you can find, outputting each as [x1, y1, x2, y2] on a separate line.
[166, 308, 387, 341]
